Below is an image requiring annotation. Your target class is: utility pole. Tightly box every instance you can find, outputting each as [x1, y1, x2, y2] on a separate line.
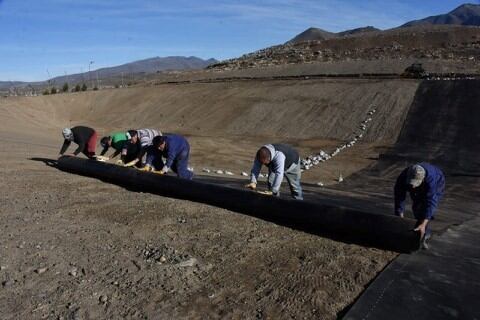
[46, 69, 52, 91]
[89, 61, 94, 89]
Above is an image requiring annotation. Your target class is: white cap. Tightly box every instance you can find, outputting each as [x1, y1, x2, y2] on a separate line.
[62, 128, 73, 141]
[407, 164, 426, 187]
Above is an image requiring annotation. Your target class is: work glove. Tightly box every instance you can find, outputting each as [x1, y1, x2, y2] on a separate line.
[161, 166, 170, 174]
[95, 155, 109, 162]
[245, 182, 257, 190]
[138, 165, 152, 172]
[115, 159, 124, 165]
[257, 190, 273, 196]
[124, 159, 139, 167]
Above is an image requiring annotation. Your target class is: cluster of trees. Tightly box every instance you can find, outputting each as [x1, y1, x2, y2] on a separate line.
[43, 83, 90, 95]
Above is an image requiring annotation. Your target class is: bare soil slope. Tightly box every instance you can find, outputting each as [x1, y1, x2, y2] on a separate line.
[1, 78, 419, 183]
[14, 79, 416, 142]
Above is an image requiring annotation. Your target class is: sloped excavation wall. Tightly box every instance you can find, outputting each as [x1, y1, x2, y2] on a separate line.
[57, 156, 420, 253]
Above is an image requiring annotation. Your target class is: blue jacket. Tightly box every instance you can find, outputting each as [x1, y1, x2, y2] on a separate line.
[162, 134, 190, 169]
[394, 163, 445, 220]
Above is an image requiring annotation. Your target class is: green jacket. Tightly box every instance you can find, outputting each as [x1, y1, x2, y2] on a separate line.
[110, 132, 128, 151]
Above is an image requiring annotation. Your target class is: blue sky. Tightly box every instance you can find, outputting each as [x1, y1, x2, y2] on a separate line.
[0, 0, 475, 81]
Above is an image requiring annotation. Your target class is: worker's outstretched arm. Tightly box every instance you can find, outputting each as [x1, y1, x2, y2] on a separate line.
[120, 146, 129, 163]
[59, 140, 71, 155]
[100, 146, 109, 156]
[249, 158, 262, 185]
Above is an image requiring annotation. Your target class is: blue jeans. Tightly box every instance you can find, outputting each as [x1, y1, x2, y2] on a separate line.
[171, 148, 193, 180]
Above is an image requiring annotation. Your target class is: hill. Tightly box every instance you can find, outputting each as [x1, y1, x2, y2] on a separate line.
[288, 27, 336, 43]
[401, 3, 480, 27]
[288, 26, 380, 44]
[337, 26, 380, 37]
[212, 3, 480, 71]
[210, 25, 480, 71]
[0, 81, 26, 90]
[48, 56, 217, 86]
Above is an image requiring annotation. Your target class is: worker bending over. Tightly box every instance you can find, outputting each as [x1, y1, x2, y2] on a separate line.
[142, 134, 193, 180]
[59, 126, 98, 159]
[99, 132, 128, 162]
[246, 144, 303, 200]
[121, 128, 161, 167]
[394, 163, 445, 249]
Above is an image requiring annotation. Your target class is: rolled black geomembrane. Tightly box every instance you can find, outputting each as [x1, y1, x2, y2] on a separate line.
[57, 156, 420, 252]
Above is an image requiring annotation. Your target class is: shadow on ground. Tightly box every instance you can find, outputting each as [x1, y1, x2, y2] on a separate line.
[30, 157, 58, 168]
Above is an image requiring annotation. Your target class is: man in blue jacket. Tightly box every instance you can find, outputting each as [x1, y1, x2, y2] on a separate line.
[394, 163, 445, 248]
[143, 134, 193, 180]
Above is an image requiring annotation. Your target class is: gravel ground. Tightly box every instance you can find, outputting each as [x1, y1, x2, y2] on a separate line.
[0, 129, 396, 320]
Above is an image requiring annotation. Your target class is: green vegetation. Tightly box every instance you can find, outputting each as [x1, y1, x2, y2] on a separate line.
[62, 83, 69, 92]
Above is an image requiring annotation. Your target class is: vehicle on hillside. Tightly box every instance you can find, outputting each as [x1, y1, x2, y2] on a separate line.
[402, 63, 428, 78]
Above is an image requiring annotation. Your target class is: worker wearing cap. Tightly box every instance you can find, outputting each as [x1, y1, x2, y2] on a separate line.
[142, 134, 193, 180]
[99, 132, 129, 163]
[394, 163, 445, 248]
[121, 128, 161, 167]
[246, 144, 303, 200]
[59, 126, 97, 159]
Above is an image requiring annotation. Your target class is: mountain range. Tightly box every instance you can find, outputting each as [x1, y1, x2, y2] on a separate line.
[288, 3, 480, 44]
[401, 3, 480, 27]
[0, 56, 216, 89]
[48, 56, 217, 86]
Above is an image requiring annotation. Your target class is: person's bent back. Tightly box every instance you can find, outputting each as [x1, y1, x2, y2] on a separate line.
[246, 143, 303, 200]
[59, 126, 97, 159]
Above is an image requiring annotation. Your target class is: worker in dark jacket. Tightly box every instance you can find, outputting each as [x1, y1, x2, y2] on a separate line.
[121, 128, 161, 167]
[394, 163, 445, 248]
[246, 144, 303, 200]
[143, 134, 193, 180]
[59, 126, 97, 159]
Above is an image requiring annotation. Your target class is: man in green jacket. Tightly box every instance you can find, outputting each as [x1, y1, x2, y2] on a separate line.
[100, 132, 132, 164]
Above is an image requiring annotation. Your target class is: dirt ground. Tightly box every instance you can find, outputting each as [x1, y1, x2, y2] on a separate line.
[0, 79, 403, 319]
